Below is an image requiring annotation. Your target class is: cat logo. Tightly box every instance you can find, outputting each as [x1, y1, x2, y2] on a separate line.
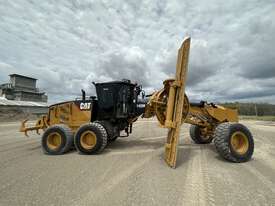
[80, 102, 91, 110]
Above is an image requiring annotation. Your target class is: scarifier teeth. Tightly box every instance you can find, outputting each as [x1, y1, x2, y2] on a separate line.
[20, 119, 29, 137]
[25, 130, 29, 137]
[20, 119, 28, 132]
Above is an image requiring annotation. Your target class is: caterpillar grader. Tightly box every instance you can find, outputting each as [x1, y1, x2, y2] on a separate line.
[20, 37, 254, 168]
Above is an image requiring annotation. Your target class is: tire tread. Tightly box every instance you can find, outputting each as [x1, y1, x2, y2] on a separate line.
[214, 122, 253, 162]
[42, 124, 73, 155]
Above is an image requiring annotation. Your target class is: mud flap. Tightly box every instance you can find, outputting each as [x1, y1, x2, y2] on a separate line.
[164, 37, 191, 168]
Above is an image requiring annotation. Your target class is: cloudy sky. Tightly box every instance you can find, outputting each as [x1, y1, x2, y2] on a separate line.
[0, 0, 275, 104]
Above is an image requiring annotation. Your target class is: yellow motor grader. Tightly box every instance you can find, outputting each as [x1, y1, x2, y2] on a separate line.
[21, 37, 254, 168]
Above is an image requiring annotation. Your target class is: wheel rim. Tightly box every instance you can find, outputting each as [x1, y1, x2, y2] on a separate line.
[80, 131, 97, 150]
[200, 127, 212, 141]
[201, 135, 211, 141]
[47, 132, 62, 150]
[230, 131, 249, 155]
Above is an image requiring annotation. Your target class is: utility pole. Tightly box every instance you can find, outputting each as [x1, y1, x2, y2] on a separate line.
[254, 104, 258, 116]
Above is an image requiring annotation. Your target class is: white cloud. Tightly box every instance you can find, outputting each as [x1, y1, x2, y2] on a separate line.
[0, 0, 274, 104]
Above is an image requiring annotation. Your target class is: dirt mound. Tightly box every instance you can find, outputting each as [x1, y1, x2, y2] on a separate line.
[0, 107, 45, 122]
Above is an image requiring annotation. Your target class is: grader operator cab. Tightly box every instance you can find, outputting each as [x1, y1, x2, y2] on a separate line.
[21, 37, 254, 168]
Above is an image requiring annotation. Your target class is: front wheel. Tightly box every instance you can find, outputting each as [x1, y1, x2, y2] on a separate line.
[189, 125, 213, 144]
[214, 122, 254, 162]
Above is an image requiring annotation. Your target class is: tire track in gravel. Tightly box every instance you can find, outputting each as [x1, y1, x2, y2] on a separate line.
[0, 155, 106, 205]
[66, 156, 120, 205]
[0, 131, 39, 146]
[0, 159, 51, 193]
[243, 163, 275, 194]
[0, 143, 41, 169]
[0, 132, 36, 143]
[0, 139, 39, 153]
[200, 146, 216, 206]
[0, 145, 97, 191]
[0, 137, 37, 148]
[77, 149, 162, 206]
[181, 144, 216, 206]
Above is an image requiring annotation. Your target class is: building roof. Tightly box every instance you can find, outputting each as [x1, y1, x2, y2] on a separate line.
[0, 97, 48, 107]
[13, 90, 45, 95]
[9, 74, 37, 80]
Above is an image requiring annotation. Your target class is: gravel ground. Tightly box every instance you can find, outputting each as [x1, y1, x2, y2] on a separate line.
[0, 119, 275, 206]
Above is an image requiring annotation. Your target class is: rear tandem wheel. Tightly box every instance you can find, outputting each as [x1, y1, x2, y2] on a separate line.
[74, 122, 108, 154]
[41, 124, 74, 155]
[94, 120, 118, 142]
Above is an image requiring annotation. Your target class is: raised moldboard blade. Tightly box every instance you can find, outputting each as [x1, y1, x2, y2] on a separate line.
[164, 37, 191, 168]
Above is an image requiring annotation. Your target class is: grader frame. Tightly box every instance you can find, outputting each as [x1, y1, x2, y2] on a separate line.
[21, 37, 253, 168]
[20, 101, 92, 136]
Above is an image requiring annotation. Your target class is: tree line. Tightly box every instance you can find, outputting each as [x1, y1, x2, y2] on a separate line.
[221, 102, 275, 116]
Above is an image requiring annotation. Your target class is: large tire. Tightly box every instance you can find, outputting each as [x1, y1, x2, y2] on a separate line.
[74, 122, 107, 154]
[189, 125, 213, 144]
[95, 120, 118, 142]
[214, 122, 254, 162]
[42, 124, 73, 155]
[109, 136, 118, 142]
